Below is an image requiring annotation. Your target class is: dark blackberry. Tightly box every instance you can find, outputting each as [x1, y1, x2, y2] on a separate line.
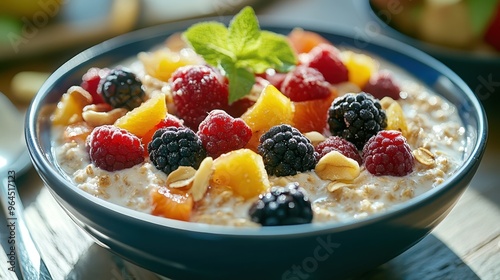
[258, 124, 316, 177]
[148, 127, 206, 175]
[327, 92, 387, 150]
[100, 68, 146, 110]
[249, 182, 313, 226]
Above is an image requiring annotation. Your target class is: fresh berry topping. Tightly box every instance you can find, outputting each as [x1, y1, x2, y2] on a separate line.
[258, 124, 316, 176]
[248, 182, 313, 226]
[170, 65, 229, 130]
[362, 70, 401, 100]
[328, 92, 387, 150]
[226, 97, 255, 118]
[315, 136, 362, 164]
[141, 114, 184, 151]
[197, 110, 252, 158]
[280, 65, 331, 102]
[100, 68, 146, 110]
[259, 69, 287, 90]
[148, 127, 206, 175]
[305, 44, 349, 84]
[362, 130, 414, 176]
[86, 125, 144, 171]
[81, 67, 110, 104]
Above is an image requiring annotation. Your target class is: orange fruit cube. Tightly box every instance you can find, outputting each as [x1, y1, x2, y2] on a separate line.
[114, 92, 167, 137]
[151, 186, 193, 222]
[211, 149, 270, 199]
[293, 88, 338, 134]
[241, 84, 294, 151]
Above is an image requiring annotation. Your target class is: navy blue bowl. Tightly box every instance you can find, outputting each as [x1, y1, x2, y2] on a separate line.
[26, 17, 487, 280]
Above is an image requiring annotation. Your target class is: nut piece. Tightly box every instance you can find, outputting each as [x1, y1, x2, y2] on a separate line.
[51, 86, 93, 125]
[304, 131, 326, 147]
[82, 104, 127, 127]
[315, 151, 360, 181]
[189, 157, 214, 202]
[326, 181, 354, 192]
[166, 166, 196, 188]
[413, 147, 435, 167]
[380, 96, 396, 110]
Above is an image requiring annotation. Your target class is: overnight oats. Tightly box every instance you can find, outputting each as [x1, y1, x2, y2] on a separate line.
[51, 7, 466, 227]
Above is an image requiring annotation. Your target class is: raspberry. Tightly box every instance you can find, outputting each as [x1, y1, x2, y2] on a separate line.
[197, 110, 252, 158]
[170, 65, 229, 130]
[280, 65, 331, 102]
[248, 182, 313, 226]
[362, 130, 414, 176]
[86, 125, 145, 171]
[148, 127, 206, 175]
[100, 68, 146, 110]
[259, 69, 287, 90]
[258, 124, 316, 176]
[226, 97, 255, 118]
[362, 70, 401, 100]
[328, 92, 387, 150]
[315, 136, 362, 164]
[81, 67, 109, 104]
[305, 44, 349, 84]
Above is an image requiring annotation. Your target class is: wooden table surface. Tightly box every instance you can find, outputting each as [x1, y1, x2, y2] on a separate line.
[1, 1, 499, 279]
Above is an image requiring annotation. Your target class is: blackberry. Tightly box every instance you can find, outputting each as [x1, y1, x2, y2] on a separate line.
[249, 182, 313, 226]
[100, 68, 146, 110]
[148, 127, 206, 175]
[258, 124, 316, 177]
[327, 92, 387, 150]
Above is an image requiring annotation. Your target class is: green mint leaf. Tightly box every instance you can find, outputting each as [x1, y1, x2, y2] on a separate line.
[221, 59, 256, 104]
[183, 6, 298, 103]
[183, 22, 233, 65]
[228, 6, 261, 57]
[258, 31, 297, 73]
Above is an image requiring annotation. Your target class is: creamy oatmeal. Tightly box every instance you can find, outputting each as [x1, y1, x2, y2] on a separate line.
[51, 9, 466, 227]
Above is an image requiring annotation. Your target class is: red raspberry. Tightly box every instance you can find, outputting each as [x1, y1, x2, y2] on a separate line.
[362, 130, 414, 176]
[170, 65, 229, 130]
[226, 97, 255, 118]
[81, 67, 110, 104]
[258, 69, 287, 90]
[87, 125, 144, 171]
[280, 65, 331, 102]
[315, 136, 362, 164]
[362, 70, 401, 100]
[141, 114, 184, 152]
[305, 44, 348, 84]
[197, 110, 252, 158]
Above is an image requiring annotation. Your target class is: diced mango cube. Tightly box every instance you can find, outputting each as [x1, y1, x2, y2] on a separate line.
[114, 93, 167, 137]
[211, 149, 270, 199]
[241, 84, 294, 151]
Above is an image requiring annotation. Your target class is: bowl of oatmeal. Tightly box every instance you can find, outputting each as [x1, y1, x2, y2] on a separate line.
[26, 8, 487, 280]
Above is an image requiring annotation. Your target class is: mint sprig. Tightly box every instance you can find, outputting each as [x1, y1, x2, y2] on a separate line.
[183, 6, 297, 103]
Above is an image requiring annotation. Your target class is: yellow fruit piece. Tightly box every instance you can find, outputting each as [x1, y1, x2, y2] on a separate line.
[51, 86, 92, 126]
[386, 101, 409, 137]
[341, 51, 379, 88]
[211, 149, 270, 199]
[114, 93, 167, 137]
[241, 84, 294, 151]
[138, 48, 201, 82]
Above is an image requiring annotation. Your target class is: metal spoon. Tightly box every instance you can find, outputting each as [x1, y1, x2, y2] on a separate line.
[0, 92, 52, 280]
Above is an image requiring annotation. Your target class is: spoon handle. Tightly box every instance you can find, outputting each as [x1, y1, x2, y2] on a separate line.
[1, 174, 53, 280]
